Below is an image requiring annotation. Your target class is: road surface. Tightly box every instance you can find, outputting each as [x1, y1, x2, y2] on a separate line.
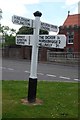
[1, 58, 79, 82]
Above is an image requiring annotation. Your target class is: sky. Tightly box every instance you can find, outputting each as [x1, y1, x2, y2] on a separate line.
[0, 0, 80, 33]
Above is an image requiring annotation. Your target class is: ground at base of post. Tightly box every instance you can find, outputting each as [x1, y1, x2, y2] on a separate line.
[21, 98, 43, 106]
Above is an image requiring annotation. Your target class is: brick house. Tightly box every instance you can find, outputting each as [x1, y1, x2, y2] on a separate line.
[39, 13, 80, 61]
[59, 13, 80, 55]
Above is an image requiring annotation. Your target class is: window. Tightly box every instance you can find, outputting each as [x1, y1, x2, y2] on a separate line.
[67, 32, 74, 44]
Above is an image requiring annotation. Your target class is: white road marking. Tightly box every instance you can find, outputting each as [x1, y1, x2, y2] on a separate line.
[0, 67, 6, 69]
[59, 76, 70, 80]
[25, 71, 30, 73]
[7, 68, 14, 70]
[74, 79, 80, 81]
[0, 67, 14, 71]
[37, 73, 44, 75]
[2, 66, 79, 82]
[47, 74, 56, 77]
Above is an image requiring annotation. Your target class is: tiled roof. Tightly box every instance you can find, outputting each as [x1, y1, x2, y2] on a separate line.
[63, 14, 80, 26]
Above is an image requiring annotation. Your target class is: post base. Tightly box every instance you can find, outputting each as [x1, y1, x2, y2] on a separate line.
[28, 77, 37, 103]
[21, 98, 43, 105]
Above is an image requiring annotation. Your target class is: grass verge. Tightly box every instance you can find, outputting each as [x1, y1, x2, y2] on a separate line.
[2, 80, 79, 119]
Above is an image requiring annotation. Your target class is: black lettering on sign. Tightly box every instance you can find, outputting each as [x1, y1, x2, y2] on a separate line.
[41, 27, 50, 31]
[59, 40, 61, 44]
[39, 36, 44, 40]
[17, 42, 24, 44]
[57, 36, 60, 39]
[24, 39, 27, 42]
[56, 44, 59, 48]
[29, 36, 30, 45]
[38, 43, 42, 46]
[51, 25, 57, 29]
[45, 36, 56, 40]
[39, 40, 42, 42]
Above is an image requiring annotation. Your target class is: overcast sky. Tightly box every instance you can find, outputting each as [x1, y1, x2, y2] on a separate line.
[0, 0, 79, 32]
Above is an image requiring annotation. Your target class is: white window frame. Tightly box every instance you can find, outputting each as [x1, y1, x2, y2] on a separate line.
[67, 32, 74, 44]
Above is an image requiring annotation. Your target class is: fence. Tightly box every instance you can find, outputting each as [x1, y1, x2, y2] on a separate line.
[47, 51, 79, 63]
[1, 46, 80, 64]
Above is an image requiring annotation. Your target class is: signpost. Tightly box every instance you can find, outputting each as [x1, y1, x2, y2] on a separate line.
[12, 15, 34, 27]
[40, 22, 59, 32]
[16, 35, 33, 46]
[12, 15, 59, 33]
[12, 11, 66, 103]
[38, 35, 66, 48]
[16, 34, 66, 49]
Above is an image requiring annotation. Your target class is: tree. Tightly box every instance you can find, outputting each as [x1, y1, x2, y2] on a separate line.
[0, 25, 3, 33]
[2, 26, 9, 35]
[0, 25, 16, 46]
[39, 29, 48, 35]
[17, 26, 49, 35]
[0, 24, 16, 36]
[10, 28, 16, 35]
[0, 9, 2, 20]
[17, 26, 33, 35]
[5, 34, 15, 46]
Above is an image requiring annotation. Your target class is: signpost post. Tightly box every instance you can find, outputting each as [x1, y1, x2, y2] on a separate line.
[28, 11, 42, 103]
[12, 11, 66, 103]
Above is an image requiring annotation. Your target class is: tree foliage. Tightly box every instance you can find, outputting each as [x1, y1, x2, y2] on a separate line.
[0, 8, 2, 20]
[4, 35, 15, 46]
[17, 26, 49, 35]
[0, 25, 16, 36]
[17, 26, 33, 35]
[0, 25, 16, 46]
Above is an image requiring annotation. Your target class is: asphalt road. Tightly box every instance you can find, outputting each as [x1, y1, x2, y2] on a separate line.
[1, 58, 80, 82]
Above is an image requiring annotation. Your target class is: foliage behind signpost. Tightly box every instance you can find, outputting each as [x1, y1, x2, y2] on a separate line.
[0, 25, 16, 47]
[4, 35, 15, 46]
[17, 26, 49, 35]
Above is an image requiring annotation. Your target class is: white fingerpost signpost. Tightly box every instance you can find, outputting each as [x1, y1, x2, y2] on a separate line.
[28, 11, 42, 103]
[12, 11, 66, 103]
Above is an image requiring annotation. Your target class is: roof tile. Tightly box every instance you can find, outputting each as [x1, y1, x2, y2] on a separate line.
[63, 14, 80, 26]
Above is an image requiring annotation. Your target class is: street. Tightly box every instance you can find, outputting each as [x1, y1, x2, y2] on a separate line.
[1, 58, 79, 82]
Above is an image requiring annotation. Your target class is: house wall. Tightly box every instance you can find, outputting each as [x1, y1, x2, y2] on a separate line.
[59, 26, 80, 53]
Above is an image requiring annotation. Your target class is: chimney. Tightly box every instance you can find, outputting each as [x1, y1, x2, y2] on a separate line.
[68, 11, 70, 16]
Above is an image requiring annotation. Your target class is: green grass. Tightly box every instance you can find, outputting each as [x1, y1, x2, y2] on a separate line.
[0, 80, 2, 119]
[2, 80, 79, 119]
[0, 43, 2, 48]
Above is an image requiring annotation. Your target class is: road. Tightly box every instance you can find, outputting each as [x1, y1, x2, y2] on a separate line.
[1, 58, 80, 82]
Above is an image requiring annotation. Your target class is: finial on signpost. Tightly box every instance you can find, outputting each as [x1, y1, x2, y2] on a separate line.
[33, 11, 42, 17]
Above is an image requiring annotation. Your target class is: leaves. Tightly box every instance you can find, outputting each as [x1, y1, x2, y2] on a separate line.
[0, 25, 16, 36]
[0, 24, 16, 46]
[17, 26, 49, 35]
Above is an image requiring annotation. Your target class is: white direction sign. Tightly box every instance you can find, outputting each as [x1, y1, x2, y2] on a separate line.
[12, 15, 59, 32]
[12, 15, 34, 27]
[16, 34, 66, 49]
[16, 35, 33, 46]
[40, 22, 59, 33]
[38, 35, 66, 48]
